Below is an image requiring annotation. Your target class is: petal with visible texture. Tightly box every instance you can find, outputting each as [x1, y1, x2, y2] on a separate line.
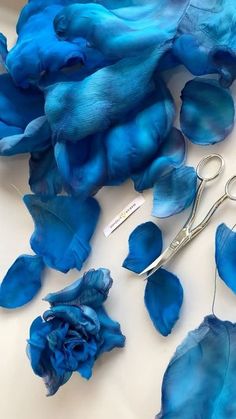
[215, 223, 236, 294]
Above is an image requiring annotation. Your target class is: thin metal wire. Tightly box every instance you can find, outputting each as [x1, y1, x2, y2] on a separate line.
[211, 222, 236, 316]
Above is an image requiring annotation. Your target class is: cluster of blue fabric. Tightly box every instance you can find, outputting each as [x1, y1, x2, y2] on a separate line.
[27, 268, 125, 395]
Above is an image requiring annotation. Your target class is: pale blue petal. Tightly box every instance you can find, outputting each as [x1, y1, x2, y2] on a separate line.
[180, 78, 235, 145]
[23, 195, 100, 273]
[123, 222, 163, 274]
[44, 268, 112, 308]
[0, 255, 44, 309]
[157, 315, 236, 418]
[144, 268, 183, 337]
[215, 223, 236, 294]
[152, 166, 197, 218]
[132, 128, 186, 192]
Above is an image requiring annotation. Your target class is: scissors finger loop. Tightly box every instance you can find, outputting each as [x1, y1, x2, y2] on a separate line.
[196, 153, 224, 181]
[225, 176, 236, 201]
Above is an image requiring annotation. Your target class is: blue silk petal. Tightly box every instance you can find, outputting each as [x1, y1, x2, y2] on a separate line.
[96, 307, 126, 356]
[157, 315, 236, 418]
[0, 117, 51, 156]
[123, 222, 163, 274]
[23, 195, 100, 273]
[152, 166, 197, 218]
[0, 255, 44, 309]
[0, 33, 7, 69]
[6, 1, 86, 87]
[29, 147, 63, 197]
[144, 268, 183, 337]
[132, 128, 186, 192]
[180, 78, 235, 145]
[215, 223, 236, 294]
[105, 80, 175, 183]
[44, 268, 113, 309]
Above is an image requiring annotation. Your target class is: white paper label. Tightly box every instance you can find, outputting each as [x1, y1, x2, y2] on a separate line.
[103, 195, 145, 237]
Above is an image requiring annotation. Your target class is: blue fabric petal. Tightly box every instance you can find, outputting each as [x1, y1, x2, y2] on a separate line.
[23, 194, 100, 273]
[44, 268, 112, 309]
[105, 80, 175, 184]
[157, 315, 236, 418]
[152, 166, 197, 218]
[0, 33, 8, 69]
[0, 255, 44, 309]
[123, 222, 163, 274]
[6, 1, 87, 87]
[132, 128, 186, 192]
[29, 147, 63, 197]
[215, 223, 236, 294]
[0, 116, 51, 156]
[180, 78, 235, 145]
[144, 268, 183, 337]
[96, 307, 126, 356]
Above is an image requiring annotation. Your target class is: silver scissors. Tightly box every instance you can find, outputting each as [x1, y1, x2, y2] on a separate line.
[139, 154, 236, 278]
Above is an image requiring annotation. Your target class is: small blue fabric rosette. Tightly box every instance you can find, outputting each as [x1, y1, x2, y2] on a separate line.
[27, 268, 125, 396]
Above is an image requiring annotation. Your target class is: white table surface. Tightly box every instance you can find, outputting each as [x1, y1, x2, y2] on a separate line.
[1, 3, 236, 419]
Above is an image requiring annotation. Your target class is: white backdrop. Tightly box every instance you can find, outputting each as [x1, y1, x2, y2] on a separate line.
[1, 3, 236, 419]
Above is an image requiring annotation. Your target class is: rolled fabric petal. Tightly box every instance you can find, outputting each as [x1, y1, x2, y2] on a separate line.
[180, 78, 235, 145]
[29, 147, 64, 197]
[132, 128, 186, 191]
[152, 166, 197, 218]
[105, 80, 175, 183]
[157, 315, 236, 418]
[44, 268, 113, 309]
[0, 255, 45, 309]
[215, 223, 236, 294]
[123, 222, 163, 274]
[23, 194, 100, 273]
[144, 268, 183, 336]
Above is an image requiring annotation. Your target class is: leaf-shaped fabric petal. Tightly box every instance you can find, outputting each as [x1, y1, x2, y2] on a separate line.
[0, 255, 44, 309]
[152, 166, 197, 218]
[132, 128, 186, 192]
[144, 268, 183, 336]
[96, 307, 126, 355]
[157, 315, 236, 418]
[29, 147, 63, 197]
[215, 223, 236, 294]
[123, 222, 163, 274]
[44, 268, 113, 309]
[23, 195, 100, 273]
[105, 80, 175, 183]
[180, 78, 235, 145]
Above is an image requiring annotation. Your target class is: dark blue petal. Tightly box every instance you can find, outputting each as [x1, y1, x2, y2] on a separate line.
[44, 268, 112, 308]
[0, 255, 45, 309]
[157, 315, 236, 418]
[23, 195, 100, 273]
[144, 268, 183, 337]
[96, 307, 126, 356]
[152, 166, 197, 218]
[77, 357, 95, 380]
[215, 223, 236, 294]
[180, 78, 235, 145]
[123, 222, 163, 274]
[29, 147, 63, 197]
[132, 128, 186, 192]
[105, 80, 175, 183]
[0, 116, 51, 156]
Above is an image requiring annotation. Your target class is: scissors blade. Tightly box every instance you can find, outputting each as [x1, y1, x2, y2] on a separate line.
[138, 246, 175, 276]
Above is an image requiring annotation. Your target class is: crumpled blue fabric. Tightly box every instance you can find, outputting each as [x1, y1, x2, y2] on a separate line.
[27, 268, 125, 395]
[215, 223, 236, 294]
[23, 194, 100, 273]
[0, 255, 45, 309]
[157, 315, 236, 418]
[29, 147, 64, 197]
[145, 268, 183, 337]
[132, 128, 186, 192]
[180, 78, 235, 145]
[123, 222, 163, 274]
[152, 166, 197, 218]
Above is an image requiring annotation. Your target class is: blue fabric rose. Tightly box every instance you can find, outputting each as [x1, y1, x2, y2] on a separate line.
[27, 268, 125, 395]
